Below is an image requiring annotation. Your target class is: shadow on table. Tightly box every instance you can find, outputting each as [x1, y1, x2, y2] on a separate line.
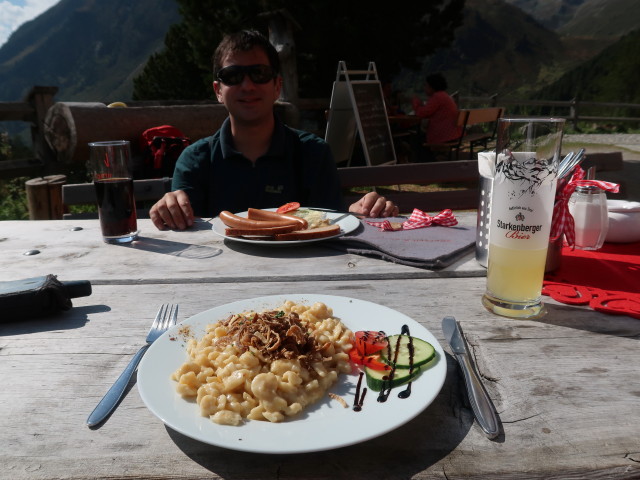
[124, 237, 223, 259]
[0, 303, 110, 336]
[222, 240, 348, 260]
[164, 360, 492, 479]
[534, 303, 640, 340]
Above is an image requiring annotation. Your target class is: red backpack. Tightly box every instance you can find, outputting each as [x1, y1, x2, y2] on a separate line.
[140, 125, 191, 178]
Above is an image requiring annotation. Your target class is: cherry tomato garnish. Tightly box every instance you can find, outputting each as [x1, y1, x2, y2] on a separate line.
[354, 330, 388, 356]
[276, 202, 300, 214]
[348, 348, 391, 371]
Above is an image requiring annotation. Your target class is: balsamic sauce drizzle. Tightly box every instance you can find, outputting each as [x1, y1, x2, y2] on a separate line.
[398, 326, 415, 399]
[377, 324, 415, 402]
[353, 372, 367, 411]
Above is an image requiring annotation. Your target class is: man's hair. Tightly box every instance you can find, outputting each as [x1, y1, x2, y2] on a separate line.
[426, 73, 448, 92]
[213, 30, 280, 77]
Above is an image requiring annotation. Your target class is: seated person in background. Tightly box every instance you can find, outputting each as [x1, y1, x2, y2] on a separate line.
[382, 79, 404, 116]
[150, 29, 398, 230]
[411, 73, 462, 147]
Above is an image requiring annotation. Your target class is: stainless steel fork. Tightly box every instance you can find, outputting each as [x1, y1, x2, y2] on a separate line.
[87, 304, 178, 427]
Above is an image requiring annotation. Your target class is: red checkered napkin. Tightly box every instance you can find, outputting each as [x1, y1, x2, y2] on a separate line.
[366, 208, 458, 231]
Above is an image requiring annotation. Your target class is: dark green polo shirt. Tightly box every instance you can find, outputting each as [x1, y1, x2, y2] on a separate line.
[171, 116, 345, 217]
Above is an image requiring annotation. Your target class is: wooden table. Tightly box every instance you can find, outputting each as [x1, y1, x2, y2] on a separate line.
[1, 218, 639, 479]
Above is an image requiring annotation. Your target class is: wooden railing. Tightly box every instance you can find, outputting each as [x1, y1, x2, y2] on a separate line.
[452, 94, 640, 129]
[0, 86, 58, 177]
[1, 87, 638, 183]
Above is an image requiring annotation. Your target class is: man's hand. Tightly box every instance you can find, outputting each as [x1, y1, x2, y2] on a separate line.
[349, 191, 399, 218]
[149, 190, 195, 230]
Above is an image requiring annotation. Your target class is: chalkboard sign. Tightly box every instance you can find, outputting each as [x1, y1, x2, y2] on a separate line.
[350, 81, 396, 166]
[325, 76, 396, 166]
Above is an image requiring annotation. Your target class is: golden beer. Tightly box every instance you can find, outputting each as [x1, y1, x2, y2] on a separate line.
[481, 118, 565, 318]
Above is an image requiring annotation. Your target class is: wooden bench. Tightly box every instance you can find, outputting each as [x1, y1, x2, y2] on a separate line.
[578, 151, 627, 198]
[62, 177, 172, 219]
[423, 109, 469, 161]
[458, 107, 503, 157]
[421, 107, 503, 161]
[580, 151, 624, 172]
[338, 160, 479, 212]
[61, 159, 481, 219]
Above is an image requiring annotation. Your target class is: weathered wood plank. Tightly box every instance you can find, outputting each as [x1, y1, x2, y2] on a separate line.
[43, 101, 299, 165]
[1, 280, 639, 479]
[338, 160, 479, 186]
[338, 161, 480, 211]
[344, 189, 479, 213]
[62, 177, 172, 205]
[0, 216, 484, 284]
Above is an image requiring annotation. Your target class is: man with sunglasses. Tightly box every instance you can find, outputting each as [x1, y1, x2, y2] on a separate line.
[150, 30, 398, 230]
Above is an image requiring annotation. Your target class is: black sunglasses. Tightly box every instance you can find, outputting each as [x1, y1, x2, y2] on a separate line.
[216, 64, 276, 86]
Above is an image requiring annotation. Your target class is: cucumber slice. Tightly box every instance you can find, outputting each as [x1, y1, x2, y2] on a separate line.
[380, 334, 436, 369]
[365, 365, 422, 392]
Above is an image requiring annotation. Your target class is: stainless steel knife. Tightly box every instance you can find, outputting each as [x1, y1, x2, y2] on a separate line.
[442, 316, 500, 439]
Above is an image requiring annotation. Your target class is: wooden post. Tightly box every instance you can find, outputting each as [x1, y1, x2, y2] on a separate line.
[25, 174, 67, 220]
[570, 97, 579, 131]
[264, 9, 301, 106]
[25, 86, 58, 172]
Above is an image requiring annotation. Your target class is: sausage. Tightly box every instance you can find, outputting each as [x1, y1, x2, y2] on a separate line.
[247, 208, 308, 230]
[219, 210, 300, 229]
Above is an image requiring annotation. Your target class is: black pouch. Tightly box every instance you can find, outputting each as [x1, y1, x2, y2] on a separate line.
[0, 275, 92, 322]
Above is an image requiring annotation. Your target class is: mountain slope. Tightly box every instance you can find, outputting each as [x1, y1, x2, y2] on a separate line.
[503, 0, 640, 37]
[0, 0, 636, 105]
[503, 0, 583, 30]
[398, 0, 566, 97]
[0, 0, 180, 102]
[558, 0, 640, 38]
[535, 28, 640, 103]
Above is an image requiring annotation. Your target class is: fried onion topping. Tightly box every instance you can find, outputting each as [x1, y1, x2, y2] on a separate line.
[214, 311, 322, 367]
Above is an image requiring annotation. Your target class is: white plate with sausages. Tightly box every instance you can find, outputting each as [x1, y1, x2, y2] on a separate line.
[211, 208, 361, 245]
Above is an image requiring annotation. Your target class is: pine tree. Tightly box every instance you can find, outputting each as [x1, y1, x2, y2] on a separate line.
[133, 0, 465, 100]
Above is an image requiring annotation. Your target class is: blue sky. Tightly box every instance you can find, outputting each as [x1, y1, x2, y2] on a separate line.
[0, 0, 59, 48]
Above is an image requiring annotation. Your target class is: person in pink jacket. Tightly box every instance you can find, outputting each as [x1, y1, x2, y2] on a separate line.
[412, 73, 462, 160]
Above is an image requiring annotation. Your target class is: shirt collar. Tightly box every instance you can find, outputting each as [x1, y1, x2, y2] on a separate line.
[219, 115, 287, 161]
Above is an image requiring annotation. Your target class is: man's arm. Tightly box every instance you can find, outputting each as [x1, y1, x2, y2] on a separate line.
[149, 139, 208, 230]
[349, 191, 399, 217]
[149, 190, 194, 230]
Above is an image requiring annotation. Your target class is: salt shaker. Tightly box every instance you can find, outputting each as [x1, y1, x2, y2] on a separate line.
[568, 169, 609, 250]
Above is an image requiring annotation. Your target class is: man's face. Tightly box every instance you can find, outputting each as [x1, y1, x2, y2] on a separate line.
[213, 47, 282, 127]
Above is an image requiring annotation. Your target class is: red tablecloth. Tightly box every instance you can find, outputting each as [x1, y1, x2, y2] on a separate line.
[543, 242, 640, 319]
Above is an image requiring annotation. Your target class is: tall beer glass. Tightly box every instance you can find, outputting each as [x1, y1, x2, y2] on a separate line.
[481, 118, 565, 318]
[89, 140, 138, 244]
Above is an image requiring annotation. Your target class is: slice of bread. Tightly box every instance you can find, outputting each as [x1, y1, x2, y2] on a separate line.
[225, 224, 300, 236]
[274, 224, 341, 241]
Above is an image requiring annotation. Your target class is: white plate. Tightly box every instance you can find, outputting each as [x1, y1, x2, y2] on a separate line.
[211, 208, 361, 245]
[138, 294, 446, 454]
